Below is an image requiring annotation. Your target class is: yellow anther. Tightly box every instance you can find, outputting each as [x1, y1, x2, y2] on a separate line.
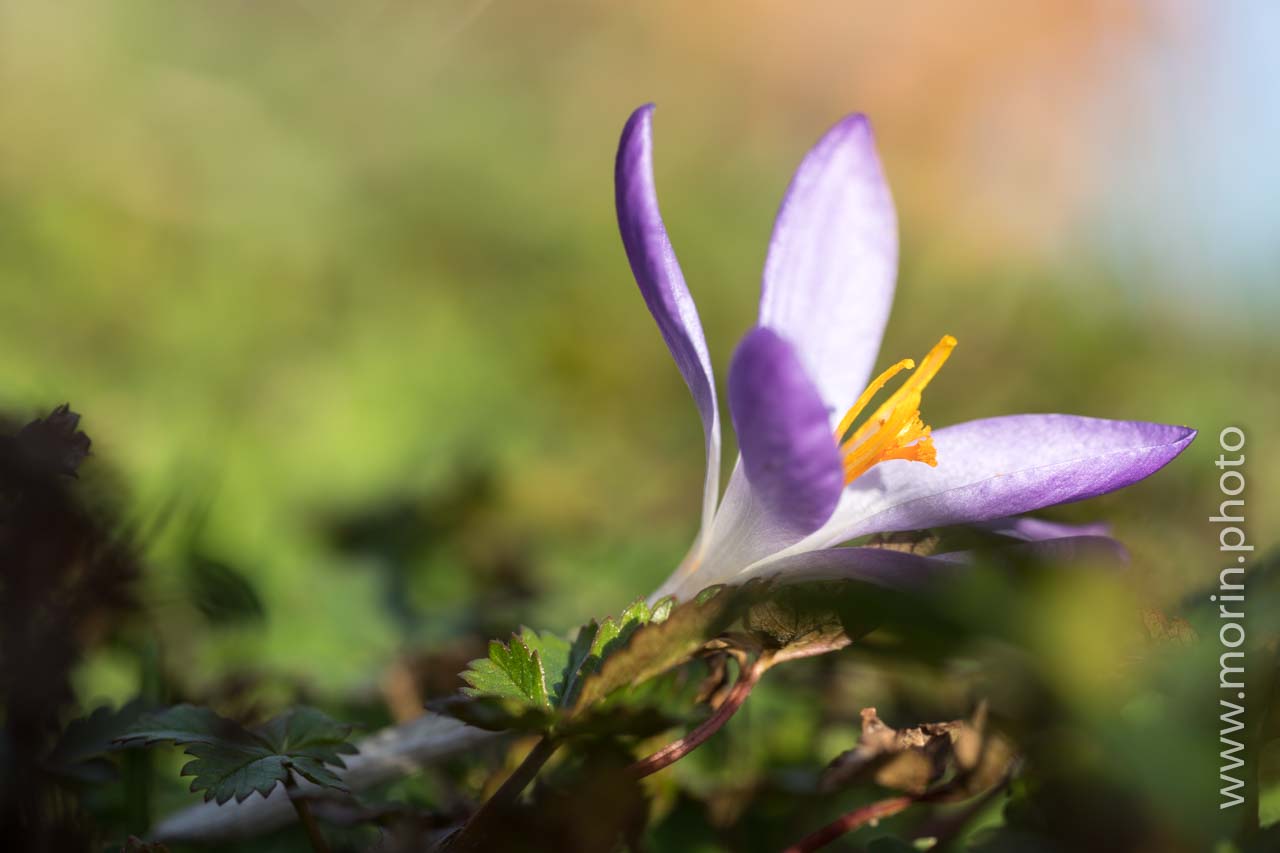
[834, 357, 914, 442]
[835, 335, 955, 486]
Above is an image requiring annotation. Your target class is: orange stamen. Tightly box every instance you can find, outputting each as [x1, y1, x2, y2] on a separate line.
[835, 335, 956, 486]
[834, 357, 914, 442]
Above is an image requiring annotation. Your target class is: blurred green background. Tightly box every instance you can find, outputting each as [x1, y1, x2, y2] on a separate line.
[1, 0, 1275, 694]
[0, 2, 1278, 846]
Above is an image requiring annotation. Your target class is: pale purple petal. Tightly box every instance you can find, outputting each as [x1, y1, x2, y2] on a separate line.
[745, 546, 959, 589]
[933, 535, 1129, 567]
[759, 114, 898, 420]
[976, 516, 1111, 541]
[729, 327, 844, 536]
[799, 414, 1195, 548]
[971, 516, 1124, 562]
[652, 460, 788, 602]
[1006, 535, 1130, 565]
[745, 534, 1125, 591]
[616, 104, 721, 536]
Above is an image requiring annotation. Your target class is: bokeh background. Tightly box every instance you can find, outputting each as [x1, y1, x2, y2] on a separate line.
[1, 1, 1277, 849]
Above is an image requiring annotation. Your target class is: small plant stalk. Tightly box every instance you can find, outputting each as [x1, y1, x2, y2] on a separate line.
[447, 734, 560, 852]
[284, 773, 333, 853]
[628, 652, 771, 779]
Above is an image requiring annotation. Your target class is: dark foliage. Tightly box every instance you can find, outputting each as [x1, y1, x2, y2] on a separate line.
[0, 405, 142, 851]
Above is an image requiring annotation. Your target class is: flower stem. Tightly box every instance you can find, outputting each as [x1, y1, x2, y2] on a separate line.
[782, 795, 914, 853]
[447, 735, 559, 851]
[628, 653, 770, 779]
[283, 774, 332, 853]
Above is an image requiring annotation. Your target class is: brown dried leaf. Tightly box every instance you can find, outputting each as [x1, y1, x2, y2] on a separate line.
[823, 708, 956, 795]
[822, 704, 1015, 800]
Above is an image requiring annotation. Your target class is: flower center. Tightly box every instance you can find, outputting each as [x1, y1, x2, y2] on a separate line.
[834, 335, 957, 485]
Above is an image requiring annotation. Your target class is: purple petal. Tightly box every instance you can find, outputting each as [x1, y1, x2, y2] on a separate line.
[975, 516, 1111, 541]
[728, 327, 844, 535]
[675, 327, 854, 593]
[745, 534, 1126, 592]
[759, 114, 898, 419]
[804, 414, 1195, 546]
[1004, 535, 1130, 565]
[933, 535, 1129, 568]
[747, 546, 959, 590]
[616, 104, 721, 534]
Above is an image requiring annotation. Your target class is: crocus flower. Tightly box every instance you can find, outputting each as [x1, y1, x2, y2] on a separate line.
[615, 104, 1195, 602]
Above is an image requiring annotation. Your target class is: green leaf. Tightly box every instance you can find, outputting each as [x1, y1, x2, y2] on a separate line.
[114, 705, 356, 805]
[46, 701, 148, 783]
[116, 705, 260, 751]
[450, 597, 680, 734]
[255, 706, 359, 765]
[523, 628, 577, 707]
[451, 580, 882, 737]
[186, 555, 267, 626]
[460, 632, 552, 708]
[590, 599, 657, 660]
[570, 585, 745, 714]
[280, 756, 349, 790]
[176, 746, 293, 804]
[553, 621, 600, 710]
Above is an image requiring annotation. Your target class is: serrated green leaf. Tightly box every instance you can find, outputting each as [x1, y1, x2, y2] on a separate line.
[458, 626, 592, 710]
[450, 598, 687, 733]
[286, 756, 350, 790]
[114, 704, 356, 804]
[255, 706, 358, 765]
[590, 618, 624, 658]
[554, 621, 599, 710]
[177, 745, 291, 804]
[570, 584, 747, 714]
[583, 598, 664, 677]
[522, 627, 574, 707]
[649, 596, 675, 623]
[460, 635, 551, 708]
[695, 584, 727, 604]
[117, 705, 264, 751]
[619, 599, 652, 625]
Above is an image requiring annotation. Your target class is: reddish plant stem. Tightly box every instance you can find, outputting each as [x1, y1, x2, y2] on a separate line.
[628, 654, 769, 779]
[782, 795, 915, 853]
